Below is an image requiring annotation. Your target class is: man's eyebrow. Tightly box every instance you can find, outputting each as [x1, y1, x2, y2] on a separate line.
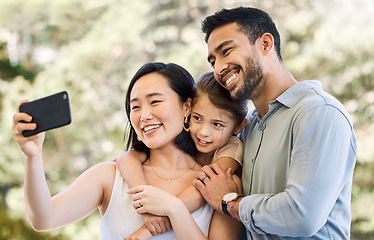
[130, 92, 163, 104]
[207, 40, 234, 63]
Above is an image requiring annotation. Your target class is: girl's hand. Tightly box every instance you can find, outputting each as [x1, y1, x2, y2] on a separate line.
[142, 214, 172, 235]
[12, 100, 45, 159]
[128, 185, 183, 217]
[124, 225, 153, 240]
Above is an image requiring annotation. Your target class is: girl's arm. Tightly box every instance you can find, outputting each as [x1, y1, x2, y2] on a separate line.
[128, 173, 243, 240]
[212, 136, 243, 175]
[214, 157, 241, 175]
[178, 136, 243, 213]
[116, 151, 171, 237]
[177, 154, 242, 214]
[117, 150, 148, 187]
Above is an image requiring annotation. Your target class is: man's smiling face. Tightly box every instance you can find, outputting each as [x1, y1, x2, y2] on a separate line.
[207, 22, 264, 100]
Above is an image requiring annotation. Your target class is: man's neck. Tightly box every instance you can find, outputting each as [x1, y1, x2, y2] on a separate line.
[252, 67, 297, 119]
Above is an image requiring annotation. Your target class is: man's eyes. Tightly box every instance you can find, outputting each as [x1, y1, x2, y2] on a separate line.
[223, 47, 232, 55]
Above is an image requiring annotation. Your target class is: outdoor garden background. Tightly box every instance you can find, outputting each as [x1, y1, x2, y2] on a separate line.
[0, 0, 373, 239]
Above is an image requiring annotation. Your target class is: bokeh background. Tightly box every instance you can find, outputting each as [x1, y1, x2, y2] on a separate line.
[0, 0, 373, 239]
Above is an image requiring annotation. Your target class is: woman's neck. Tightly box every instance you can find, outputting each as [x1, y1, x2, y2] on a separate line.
[146, 145, 195, 170]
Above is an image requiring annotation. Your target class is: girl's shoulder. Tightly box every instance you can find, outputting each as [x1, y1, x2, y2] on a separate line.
[213, 136, 244, 165]
[216, 136, 243, 153]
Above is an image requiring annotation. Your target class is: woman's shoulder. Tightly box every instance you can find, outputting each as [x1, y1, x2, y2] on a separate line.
[87, 161, 117, 214]
[89, 161, 116, 174]
[81, 161, 117, 193]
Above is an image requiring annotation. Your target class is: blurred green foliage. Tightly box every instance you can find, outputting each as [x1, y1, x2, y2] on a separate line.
[0, 0, 373, 239]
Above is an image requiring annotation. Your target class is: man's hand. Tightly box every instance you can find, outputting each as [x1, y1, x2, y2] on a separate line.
[193, 163, 238, 213]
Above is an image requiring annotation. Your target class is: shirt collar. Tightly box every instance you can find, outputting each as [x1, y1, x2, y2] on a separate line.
[276, 80, 322, 108]
[250, 80, 322, 121]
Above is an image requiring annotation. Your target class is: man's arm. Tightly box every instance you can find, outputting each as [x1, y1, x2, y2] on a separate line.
[239, 106, 356, 236]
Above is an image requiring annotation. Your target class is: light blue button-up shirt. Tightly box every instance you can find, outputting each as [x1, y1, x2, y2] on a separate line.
[239, 80, 357, 239]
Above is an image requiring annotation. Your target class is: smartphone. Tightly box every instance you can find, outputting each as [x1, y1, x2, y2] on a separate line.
[19, 91, 72, 137]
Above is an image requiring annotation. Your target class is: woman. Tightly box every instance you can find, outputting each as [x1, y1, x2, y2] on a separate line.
[12, 62, 242, 239]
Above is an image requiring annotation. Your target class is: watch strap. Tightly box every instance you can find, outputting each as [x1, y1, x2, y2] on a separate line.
[221, 200, 231, 216]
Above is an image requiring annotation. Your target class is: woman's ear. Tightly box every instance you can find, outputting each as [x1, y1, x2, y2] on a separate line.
[184, 98, 192, 117]
[234, 118, 247, 135]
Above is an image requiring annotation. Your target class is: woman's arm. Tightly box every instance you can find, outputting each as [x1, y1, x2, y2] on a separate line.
[24, 150, 114, 231]
[128, 185, 208, 239]
[128, 172, 243, 240]
[13, 101, 113, 231]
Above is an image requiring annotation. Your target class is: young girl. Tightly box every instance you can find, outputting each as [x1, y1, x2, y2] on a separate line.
[117, 71, 248, 238]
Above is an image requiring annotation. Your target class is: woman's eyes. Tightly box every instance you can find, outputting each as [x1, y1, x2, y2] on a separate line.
[131, 106, 139, 111]
[130, 100, 162, 110]
[151, 100, 162, 105]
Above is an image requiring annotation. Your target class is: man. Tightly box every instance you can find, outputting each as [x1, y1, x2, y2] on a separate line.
[193, 7, 357, 239]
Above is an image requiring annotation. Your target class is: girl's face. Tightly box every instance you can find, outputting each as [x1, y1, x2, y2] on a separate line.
[129, 73, 187, 150]
[190, 93, 237, 154]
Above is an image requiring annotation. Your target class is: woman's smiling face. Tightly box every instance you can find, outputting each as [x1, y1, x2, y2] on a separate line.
[129, 73, 186, 150]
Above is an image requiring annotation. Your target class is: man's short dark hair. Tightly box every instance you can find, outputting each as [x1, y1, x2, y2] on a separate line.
[202, 7, 282, 62]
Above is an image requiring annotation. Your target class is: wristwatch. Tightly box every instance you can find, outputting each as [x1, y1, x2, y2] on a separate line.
[221, 192, 239, 216]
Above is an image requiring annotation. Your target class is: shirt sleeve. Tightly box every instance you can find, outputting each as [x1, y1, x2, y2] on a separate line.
[213, 136, 243, 165]
[239, 105, 357, 237]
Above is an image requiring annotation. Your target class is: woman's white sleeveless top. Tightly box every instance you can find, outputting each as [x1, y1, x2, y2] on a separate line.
[100, 166, 213, 240]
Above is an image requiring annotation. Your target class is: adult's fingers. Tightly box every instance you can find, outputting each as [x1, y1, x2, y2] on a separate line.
[17, 99, 29, 112]
[210, 162, 226, 175]
[128, 185, 147, 195]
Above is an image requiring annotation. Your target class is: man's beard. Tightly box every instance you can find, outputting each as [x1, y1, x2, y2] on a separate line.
[229, 58, 264, 101]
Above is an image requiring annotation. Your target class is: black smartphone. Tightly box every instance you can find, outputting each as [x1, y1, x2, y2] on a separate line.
[19, 91, 72, 137]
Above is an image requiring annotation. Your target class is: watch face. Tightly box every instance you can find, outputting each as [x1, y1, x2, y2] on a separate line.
[223, 192, 238, 202]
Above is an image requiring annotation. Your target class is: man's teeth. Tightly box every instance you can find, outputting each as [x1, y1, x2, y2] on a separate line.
[144, 124, 161, 132]
[226, 73, 238, 85]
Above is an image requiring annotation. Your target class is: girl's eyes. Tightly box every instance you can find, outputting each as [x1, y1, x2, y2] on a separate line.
[192, 115, 202, 121]
[213, 122, 224, 128]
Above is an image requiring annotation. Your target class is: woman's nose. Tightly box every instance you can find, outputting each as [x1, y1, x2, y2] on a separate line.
[140, 107, 153, 122]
